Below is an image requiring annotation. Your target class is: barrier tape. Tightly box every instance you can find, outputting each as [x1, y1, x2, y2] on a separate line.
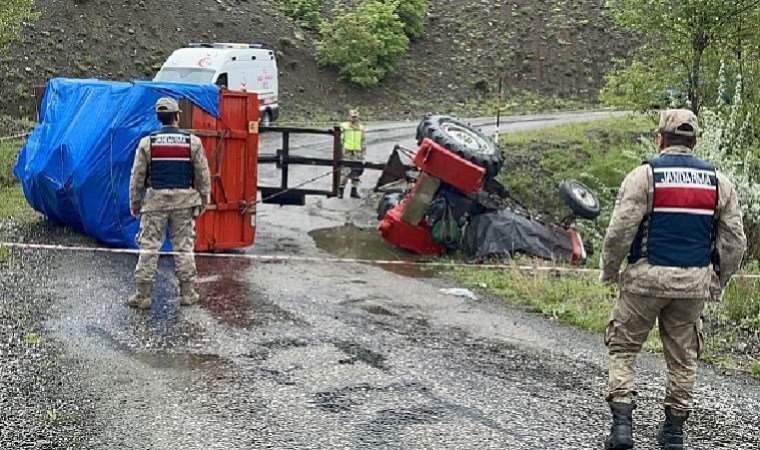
[0, 132, 30, 142]
[2, 241, 760, 279]
[0, 240, 595, 272]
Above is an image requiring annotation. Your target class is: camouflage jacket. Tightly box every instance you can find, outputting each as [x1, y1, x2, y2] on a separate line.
[129, 132, 211, 214]
[600, 146, 747, 300]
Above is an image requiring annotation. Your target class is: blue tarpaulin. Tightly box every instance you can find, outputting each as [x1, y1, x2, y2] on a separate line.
[14, 78, 220, 249]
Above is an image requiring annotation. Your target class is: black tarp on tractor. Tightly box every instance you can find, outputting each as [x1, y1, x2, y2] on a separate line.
[463, 209, 577, 263]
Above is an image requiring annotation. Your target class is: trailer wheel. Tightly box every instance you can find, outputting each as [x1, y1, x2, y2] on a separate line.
[559, 179, 600, 220]
[260, 110, 272, 127]
[416, 115, 503, 179]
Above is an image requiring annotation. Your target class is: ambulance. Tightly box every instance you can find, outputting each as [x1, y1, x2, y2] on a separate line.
[153, 43, 279, 125]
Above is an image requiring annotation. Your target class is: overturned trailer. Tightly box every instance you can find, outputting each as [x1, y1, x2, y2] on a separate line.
[16, 78, 409, 252]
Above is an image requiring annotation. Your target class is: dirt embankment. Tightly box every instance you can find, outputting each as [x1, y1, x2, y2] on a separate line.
[0, 0, 630, 121]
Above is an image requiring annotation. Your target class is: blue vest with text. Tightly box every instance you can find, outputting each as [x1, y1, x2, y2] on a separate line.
[628, 154, 718, 267]
[148, 127, 194, 190]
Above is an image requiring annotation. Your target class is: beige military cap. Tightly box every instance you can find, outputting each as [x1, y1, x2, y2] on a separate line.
[659, 108, 698, 137]
[155, 97, 182, 113]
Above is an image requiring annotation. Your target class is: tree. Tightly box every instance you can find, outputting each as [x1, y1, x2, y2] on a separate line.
[602, 0, 760, 113]
[0, 1, 37, 47]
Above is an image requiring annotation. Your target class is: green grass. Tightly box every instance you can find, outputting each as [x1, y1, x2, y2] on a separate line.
[1, 139, 21, 188]
[0, 139, 35, 220]
[23, 330, 43, 347]
[451, 266, 667, 351]
[451, 266, 616, 331]
[279, 91, 599, 124]
[497, 115, 655, 263]
[713, 278, 760, 328]
[751, 362, 760, 379]
[0, 139, 39, 263]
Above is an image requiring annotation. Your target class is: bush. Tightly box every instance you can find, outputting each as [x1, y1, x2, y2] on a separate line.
[278, 0, 323, 30]
[389, 0, 429, 40]
[316, 0, 409, 87]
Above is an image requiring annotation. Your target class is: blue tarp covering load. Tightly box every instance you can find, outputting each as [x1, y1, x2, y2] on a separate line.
[14, 78, 220, 249]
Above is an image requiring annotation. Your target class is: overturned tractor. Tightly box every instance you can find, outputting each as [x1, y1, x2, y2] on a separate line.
[374, 115, 601, 265]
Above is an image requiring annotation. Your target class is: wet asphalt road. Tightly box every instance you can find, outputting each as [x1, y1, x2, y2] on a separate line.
[3, 111, 760, 449]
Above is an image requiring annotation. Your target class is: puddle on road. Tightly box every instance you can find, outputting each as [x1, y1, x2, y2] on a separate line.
[84, 325, 230, 371]
[196, 257, 304, 328]
[308, 225, 440, 278]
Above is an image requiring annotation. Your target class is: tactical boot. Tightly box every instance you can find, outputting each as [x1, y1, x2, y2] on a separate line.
[179, 281, 200, 306]
[338, 187, 346, 199]
[658, 407, 689, 450]
[605, 402, 635, 450]
[350, 186, 360, 199]
[127, 282, 152, 310]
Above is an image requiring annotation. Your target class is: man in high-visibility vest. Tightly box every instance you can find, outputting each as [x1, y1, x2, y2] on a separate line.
[339, 110, 366, 199]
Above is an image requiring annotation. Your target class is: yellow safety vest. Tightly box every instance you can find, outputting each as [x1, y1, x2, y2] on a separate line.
[341, 122, 364, 152]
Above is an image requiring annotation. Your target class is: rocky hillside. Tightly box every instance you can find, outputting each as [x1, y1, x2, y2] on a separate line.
[0, 0, 631, 121]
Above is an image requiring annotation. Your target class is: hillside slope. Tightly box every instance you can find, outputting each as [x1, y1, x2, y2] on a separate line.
[0, 0, 630, 121]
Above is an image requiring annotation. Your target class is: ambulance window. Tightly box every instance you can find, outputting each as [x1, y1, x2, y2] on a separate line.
[215, 73, 228, 88]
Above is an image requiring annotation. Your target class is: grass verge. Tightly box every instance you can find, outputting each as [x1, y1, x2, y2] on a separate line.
[278, 91, 600, 124]
[1, 139, 40, 262]
[451, 266, 664, 351]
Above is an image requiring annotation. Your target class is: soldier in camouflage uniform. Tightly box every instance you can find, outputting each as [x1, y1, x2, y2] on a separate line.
[127, 97, 212, 310]
[600, 109, 746, 450]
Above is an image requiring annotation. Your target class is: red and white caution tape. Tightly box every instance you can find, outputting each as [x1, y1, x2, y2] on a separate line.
[0, 240, 598, 273]
[0, 132, 31, 142]
[3, 240, 760, 279]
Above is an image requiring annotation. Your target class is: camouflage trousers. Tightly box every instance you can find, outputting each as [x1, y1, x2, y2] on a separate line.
[339, 151, 363, 188]
[134, 208, 197, 284]
[605, 292, 705, 412]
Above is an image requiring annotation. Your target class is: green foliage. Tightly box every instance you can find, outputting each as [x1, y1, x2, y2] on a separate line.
[316, 0, 409, 87]
[451, 265, 665, 352]
[452, 267, 617, 333]
[602, 0, 760, 113]
[0, 0, 37, 46]
[496, 116, 653, 266]
[0, 139, 37, 223]
[600, 58, 689, 112]
[715, 278, 760, 327]
[751, 362, 760, 379]
[388, 0, 429, 40]
[278, 0, 323, 30]
[1, 139, 20, 188]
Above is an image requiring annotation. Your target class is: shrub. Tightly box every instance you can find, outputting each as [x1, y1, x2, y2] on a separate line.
[389, 0, 429, 40]
[278, 0, 323, 30]
[316, 0, 409, 87]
